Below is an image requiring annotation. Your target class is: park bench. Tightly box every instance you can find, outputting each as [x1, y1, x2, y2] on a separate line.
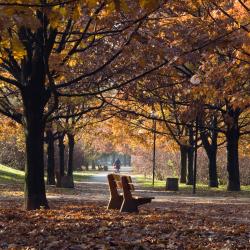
[107, 174, 123, 210]
[107, 174, 154, 213]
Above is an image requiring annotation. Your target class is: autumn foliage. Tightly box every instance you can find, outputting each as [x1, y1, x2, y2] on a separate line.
[0, 0, 249, 213]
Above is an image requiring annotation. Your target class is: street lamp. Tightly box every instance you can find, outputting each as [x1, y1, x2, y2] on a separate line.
[151, 111, 157, 186]
[190, 74, 201, 194]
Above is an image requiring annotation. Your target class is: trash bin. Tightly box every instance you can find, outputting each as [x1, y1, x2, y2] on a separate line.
[166, 178, 179, 191]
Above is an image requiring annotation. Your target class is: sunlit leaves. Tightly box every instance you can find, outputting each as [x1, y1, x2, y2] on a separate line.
[139, 0, 160, 11]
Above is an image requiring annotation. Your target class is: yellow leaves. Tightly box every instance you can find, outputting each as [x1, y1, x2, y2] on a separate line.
[1, 7, 16, 16]
[139, 0, 160, 11]
[86, 0, 99, 8]
[72, 4, 82, 21]
[67, 54, 80, 67]
[59, 7, 67, 17]
[68, 58, 78, 67]
[113, 0, 130, 12]
[11, 38, 26, 60]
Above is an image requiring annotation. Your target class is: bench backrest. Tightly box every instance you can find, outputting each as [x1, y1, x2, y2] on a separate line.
[121, 175, 135, 200]
[107, 174, 122, 198]
[108, 174, 135, 199]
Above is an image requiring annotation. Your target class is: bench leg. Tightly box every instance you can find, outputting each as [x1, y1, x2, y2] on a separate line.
[107, 196, 123, 210]
[120, 199, 139, 213]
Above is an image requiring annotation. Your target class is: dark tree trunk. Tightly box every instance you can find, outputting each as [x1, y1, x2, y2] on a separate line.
[56, 134, 66, 187]
[186, 127, 194, 185]
[58, 134, 65, 178]
[112, 153, 116, 165]
[123, 154, 127, 166]
[226, 126, 240, 191]
[208, 149, 218, 187]
[67, 133, 75, 177]
[200, 116, 219, 188]
[91, 160, 96, 170]
[187, 146, 194, 185]
[128, 155, 131, 166]
[23, 95, 48, 210]
[180, 145, 188, 183]
[46, 130, 55, 185]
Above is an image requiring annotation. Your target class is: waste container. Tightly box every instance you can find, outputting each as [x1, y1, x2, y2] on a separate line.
[166, 178, 179, 191]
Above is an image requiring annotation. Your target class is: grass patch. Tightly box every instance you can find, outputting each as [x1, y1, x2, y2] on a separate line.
[73, 171, 97, 182]
[0, 165, 100, 185]
[0, 164, 24, 184]
[135, 175, 250, 197]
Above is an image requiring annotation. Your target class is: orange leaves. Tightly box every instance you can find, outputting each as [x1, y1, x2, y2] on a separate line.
[139, 0, 160, 11]
[0, 200, 249, 249]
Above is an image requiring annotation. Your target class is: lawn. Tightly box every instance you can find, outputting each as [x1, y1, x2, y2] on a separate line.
[0, 165, 96, 184]
[0, 164, 24, 184]
[135, 175, 250, 197]
[73, 170, 99, 182]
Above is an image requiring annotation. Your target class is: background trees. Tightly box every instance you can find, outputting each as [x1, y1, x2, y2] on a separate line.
[0, 0, 249, 210]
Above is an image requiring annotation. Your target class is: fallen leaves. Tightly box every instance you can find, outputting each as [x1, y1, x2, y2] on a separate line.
[0, 200, 249, 249]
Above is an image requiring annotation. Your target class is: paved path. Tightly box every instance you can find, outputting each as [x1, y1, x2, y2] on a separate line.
[45, 167, 250, 207]
[85, 166, 132, 183]
[1, 167, 250, 208]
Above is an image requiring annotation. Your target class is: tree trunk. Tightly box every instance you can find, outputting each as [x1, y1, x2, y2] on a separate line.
[58, 134, 65, 177]
[180, 145, 188, 183]
[56, 134, 65, 187]
[128, 155, 131, 166]
[207, 149, 218, 187]
[186, 126, 194, 185]
[91, 160, 96, 170]
[23, 102, 48, 210]
[46, 130, 55, 185]
[226, 127, 240, 191]
[200, 116, 219, 188]
[112, 152, 116, 165]
[187, 146, 194, 185]
[123, 154, 127, 166]
[67, 133, 75, 177]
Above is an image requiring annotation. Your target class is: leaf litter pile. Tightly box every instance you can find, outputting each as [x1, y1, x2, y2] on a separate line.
[0, 200, 249, 249]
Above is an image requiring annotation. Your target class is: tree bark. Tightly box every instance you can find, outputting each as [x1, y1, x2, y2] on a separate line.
[186, 127, 194, 185]
[58, 134, 65, 178]
[23, 96, 48, 210]
[91, 160, 96, 170]
[187, 146, 194, 185]
[180, 145, 188, 183]
[46, 130, 55, 185]
[226, 126, 240, 191]
[208, 149, 218, 187]
[200, 117, 219, 188]
[56, 133, 66, 187]
[67, 133, 75, 177]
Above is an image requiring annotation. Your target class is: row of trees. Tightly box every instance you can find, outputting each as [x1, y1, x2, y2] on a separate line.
[99, 0, 250, 191]
[0, 0, 249, 210]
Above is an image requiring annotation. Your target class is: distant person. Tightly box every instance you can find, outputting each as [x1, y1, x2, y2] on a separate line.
[113, 158, 121, 173]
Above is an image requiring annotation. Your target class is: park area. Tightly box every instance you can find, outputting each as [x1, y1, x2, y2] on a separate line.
[0, 165, 250, 249]
[0, 0, 250, 249]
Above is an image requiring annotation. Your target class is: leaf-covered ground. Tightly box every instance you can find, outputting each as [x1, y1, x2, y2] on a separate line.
[0, 200, 249, 250]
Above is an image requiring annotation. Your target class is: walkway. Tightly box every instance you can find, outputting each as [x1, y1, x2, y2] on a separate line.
[86, 166, 132, 183]
[46, 167, 250, 208]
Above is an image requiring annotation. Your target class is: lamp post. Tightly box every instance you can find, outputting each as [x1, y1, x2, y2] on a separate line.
[151, 111, 156, 186]
[190, 74, 201, 195]
[192, 116, 199, 194]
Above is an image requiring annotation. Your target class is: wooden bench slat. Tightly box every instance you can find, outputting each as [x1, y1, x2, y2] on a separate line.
[113, 174, 121, 181]
[115, 181, 123, 189]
